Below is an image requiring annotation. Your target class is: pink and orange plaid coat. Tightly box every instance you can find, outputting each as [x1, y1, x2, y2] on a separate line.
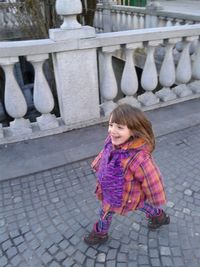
[92, 137, 167, 215]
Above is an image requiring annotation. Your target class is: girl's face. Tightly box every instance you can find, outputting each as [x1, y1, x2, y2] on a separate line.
[108, 120, 132, 146]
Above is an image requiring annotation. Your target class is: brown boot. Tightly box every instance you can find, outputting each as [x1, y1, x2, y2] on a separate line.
[84, 223, 108, 245]
[84, 230, 108, 245]
[148, 211, 170, 229]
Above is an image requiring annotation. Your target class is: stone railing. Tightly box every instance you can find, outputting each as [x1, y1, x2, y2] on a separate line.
[95, 3, 200, 32]
[0, 0, 200, 145]
[0, 2, 39, 41]
[0, 2, 21, 40]
[97, 24, 200, 116]
[0, 3, 19, 27]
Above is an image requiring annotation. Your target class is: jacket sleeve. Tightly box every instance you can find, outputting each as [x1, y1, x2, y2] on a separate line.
[134, 155, 167, 206]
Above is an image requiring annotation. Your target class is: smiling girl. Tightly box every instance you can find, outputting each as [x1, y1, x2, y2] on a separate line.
[84, 104, 170, 245]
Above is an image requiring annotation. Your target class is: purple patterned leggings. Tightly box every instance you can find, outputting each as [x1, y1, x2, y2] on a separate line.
[96, 202, 162, 233]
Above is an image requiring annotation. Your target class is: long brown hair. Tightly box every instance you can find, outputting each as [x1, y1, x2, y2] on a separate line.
[109, 104, 155, 151]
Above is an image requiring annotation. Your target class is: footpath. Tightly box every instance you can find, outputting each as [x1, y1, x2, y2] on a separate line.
[0, 98, 200, 266]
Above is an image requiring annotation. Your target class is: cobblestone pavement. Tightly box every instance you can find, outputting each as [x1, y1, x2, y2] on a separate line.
[1, 125, 200, 267]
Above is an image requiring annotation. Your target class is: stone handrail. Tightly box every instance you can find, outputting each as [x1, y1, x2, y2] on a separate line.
[0, 1, 200, 144]
[0, 24, 199, 56]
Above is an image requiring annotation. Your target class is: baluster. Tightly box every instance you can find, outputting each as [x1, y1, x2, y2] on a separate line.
[138, 40, 161, 106]
[126, 11, 132, 30]
[139, 13, 145, 29]
[124, 11, 129, 30]
[185, 20, 193, 25]
[100, 46, 120, 116]
[95, 8, 101, 32]
[0, 12, 3, 26]
[116, 10, 121, 31]
[192, 39, 200, 80]
[111, 10, 116, 31]
[93, 8, 98, 29]
[27, 54, 59, 130]
[166, 18, 173, 27]
[151, 15, 159, 28]
[158, 16, 166, 27]
[0, 57, 32, 135]
[130, 11, 135, 29]
[0, 124, 3, 138]
[99, 9, 103, 32]
[121, 11, 126, 30]
[174, 19, 182, 26]
[133, 13, 139, 29]
[156, 39, 181, 101]
[173, 37, 196, 97]
[118, 43, 142, 107]
[189, 38, 200, 93]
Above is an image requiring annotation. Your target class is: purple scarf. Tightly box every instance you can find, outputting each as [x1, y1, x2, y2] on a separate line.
[97, 137, 137, 208]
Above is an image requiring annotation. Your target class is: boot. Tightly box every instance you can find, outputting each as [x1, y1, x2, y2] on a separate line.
[84, 223, 108, 245]
[148, 210, 170, 229]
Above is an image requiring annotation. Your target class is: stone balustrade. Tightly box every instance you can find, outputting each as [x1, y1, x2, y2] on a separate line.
[0, 2, 40, 41]
[0, 0, 200, 145]
[97, 26, 200, 115]
[95, 3, 200, 32]
[0, 3, 19, 27]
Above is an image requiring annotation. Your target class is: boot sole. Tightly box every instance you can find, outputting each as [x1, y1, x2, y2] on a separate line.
[83, 235, 108, 245]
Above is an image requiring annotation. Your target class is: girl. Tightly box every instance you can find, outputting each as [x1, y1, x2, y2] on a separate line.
[84, 104, 170, 245]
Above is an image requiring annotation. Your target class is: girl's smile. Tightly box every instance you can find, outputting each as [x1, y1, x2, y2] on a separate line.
[108, 122, 132, 146]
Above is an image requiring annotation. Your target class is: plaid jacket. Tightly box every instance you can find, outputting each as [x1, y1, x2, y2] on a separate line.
[92, 136, 167, 215]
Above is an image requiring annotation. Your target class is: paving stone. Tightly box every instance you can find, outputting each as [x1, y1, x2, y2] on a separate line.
[0, 256, 8, 266]
[96, 252, 106, 263]
[55, 251, 66, 261]
[173, 257, 185, 266]
[128, 263, 138, 267]
[10, 254, 23, 266]
[41, 252, 52, 265]
[47, 261, 59, 267]
[117, 252, 127, 262]
[138, 255, 149, 265]
[85, 247, 98, 259]
[65, 245, 76, 257]
[150, 257, 161, 267]
[73, 250, 86, 264]
[48, 244, 59, 255]
[161, 256, 174, 266]
[6, 246, 18, 258]
[109, 240, 121, 249]
[116, 263, 127, 267]
[2, 240, 13, 251]
[62, 257, 74, 267]
[106, 249, 117, 260]
[85, 258, 95, 267]
[160, 246, 171, 256]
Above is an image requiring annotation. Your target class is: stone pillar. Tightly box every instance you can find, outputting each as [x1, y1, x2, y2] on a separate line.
[49, 0, 100, 125]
